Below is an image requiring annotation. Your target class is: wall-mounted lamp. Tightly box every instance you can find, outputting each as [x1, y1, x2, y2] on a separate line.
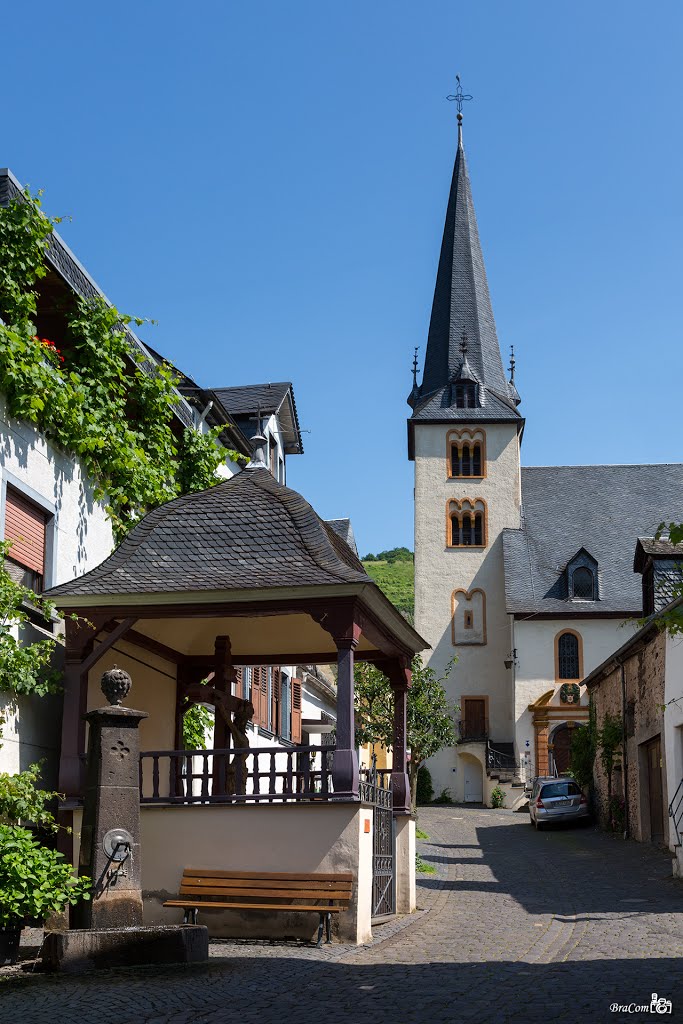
[504, 649, 518, 670]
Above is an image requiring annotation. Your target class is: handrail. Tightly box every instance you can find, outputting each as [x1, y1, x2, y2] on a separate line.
[668, 777, 683, 845]
[486, 742, 517, 776]
[139, 744, 335, 805]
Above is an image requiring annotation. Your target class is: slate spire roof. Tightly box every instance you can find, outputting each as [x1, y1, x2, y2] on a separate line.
[409, 124, 522, 428]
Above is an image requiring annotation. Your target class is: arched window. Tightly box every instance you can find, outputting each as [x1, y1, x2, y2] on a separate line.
[447, 499, 487, 548]
[557, 631, 581, 680]
[452, 588, 487, 646]
[572, 567, 595, 600]
[454, 381, 477, 409]
[447, 429, 486, 479]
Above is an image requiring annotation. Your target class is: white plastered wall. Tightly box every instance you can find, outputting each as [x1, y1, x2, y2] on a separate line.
[0, 397, 113, 780]
[413, 421, 521, 796]
[140, 802, 373, 943]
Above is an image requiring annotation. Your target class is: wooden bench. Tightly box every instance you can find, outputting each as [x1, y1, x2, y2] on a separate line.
[164, 869, 354, 946]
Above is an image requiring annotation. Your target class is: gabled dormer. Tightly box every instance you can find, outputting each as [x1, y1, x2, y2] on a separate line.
[564, 549, 600, 602]
[634, 536, 683, 615]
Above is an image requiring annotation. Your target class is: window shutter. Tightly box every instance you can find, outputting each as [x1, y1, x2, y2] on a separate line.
[251, 667, 262, 725]
[234, 667, 243, 699]
[291, 677, 302, 744]
[272, 668, 281, 737]
[4, 488, 46, 574]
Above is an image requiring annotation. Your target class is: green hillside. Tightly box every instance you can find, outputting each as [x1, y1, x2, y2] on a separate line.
[362, 548, 414, 623]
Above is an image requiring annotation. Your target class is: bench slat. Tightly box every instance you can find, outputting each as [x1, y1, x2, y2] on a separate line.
[164, 900, 347, 913]
[182, 869, 353, 883]
[178, 886, 352, 900]
[179, 878, 352, 893]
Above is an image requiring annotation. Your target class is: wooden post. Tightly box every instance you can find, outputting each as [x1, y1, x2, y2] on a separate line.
[332, 623, 362, 800]
[212, 635, 234, 795]
[386, 659, 412, 816]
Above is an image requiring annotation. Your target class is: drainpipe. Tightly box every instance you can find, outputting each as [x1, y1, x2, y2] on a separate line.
[621, 662, 630, 840]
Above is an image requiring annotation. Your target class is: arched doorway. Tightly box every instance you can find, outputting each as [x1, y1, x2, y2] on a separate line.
[550, 724, 573, 775]
[460, 752, 484, 803]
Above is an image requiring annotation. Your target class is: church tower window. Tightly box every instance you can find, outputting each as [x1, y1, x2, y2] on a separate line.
[454, 381, 477, 409]
[447, 429, 486, 479]
[447, 498, 487, 548]
[555, 630, 583, 681]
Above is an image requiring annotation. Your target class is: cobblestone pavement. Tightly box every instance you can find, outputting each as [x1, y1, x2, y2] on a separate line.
[2, 807, 683, 1024]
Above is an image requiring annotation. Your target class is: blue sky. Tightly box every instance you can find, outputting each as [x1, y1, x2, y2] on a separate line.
[4, 2, 682, 556]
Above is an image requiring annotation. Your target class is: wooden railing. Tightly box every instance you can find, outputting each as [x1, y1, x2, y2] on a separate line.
[139, 745, 336, 805]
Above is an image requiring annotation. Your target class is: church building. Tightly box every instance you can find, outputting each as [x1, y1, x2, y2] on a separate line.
[408, 102, 683, 806]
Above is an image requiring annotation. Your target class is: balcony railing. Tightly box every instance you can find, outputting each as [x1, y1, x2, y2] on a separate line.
[139, 745, 335, 805]
[457, 718, 489, 742]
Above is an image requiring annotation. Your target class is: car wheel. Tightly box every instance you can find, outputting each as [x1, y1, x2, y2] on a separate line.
[535, 819, 544, 831]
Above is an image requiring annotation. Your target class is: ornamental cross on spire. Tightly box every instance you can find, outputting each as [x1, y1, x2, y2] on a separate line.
[447, 75, 473, 117]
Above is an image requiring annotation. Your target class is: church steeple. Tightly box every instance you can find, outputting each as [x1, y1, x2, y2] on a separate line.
[409, 91, 522, 426]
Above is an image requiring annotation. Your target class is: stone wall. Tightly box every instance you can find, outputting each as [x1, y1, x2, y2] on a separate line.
[590, 629, 668, 842]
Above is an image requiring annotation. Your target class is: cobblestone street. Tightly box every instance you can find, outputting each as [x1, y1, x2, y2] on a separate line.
[3, 807, 683, 1024]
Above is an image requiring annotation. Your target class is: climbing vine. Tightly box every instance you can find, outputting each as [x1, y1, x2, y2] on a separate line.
[0, 188, 241, 542]
[0, 542, 61, 702]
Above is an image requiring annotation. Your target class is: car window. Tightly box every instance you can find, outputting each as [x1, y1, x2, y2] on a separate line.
[540, 782, 581, 798]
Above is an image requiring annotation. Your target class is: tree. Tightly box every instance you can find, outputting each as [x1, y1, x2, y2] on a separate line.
[354, 655, 458, 811]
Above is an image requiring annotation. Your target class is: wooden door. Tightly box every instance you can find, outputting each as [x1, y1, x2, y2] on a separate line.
[552, 725, 572, 775]
[463, 699, 486, 740]
[646, 736, 665, 843]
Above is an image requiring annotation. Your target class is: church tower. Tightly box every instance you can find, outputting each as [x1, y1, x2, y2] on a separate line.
[408, 96, 524, 802]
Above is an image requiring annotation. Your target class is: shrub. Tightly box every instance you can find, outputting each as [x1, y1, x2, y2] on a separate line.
[490, 785, 506, 809]
[432, 787, 454, 805]
[0, 825, 91, 926]
[416, 765, 434, 805]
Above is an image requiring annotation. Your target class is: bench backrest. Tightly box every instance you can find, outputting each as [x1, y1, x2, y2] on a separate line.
[179, 869, 353, 905]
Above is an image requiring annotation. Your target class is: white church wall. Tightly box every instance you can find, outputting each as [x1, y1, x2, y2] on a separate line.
[513, 616, 639, 767]
[414, 420, 522, 796]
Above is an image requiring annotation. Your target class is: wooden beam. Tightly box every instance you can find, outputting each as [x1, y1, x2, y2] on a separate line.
[106, 625, 183, 666]
[81, 617, 137, 676]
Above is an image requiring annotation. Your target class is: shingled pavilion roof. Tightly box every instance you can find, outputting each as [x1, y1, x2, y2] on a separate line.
[45, 467, 426, 663]
[47, 468, 370, 599]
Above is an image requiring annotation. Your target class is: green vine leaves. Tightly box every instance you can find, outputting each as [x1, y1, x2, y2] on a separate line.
[0, 188, 240, 544]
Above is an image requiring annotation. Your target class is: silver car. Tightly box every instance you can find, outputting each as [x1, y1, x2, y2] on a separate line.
[529, 777, 590, 830]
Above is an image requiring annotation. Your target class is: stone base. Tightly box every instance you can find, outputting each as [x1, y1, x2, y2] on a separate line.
[42, 925, 208, 972]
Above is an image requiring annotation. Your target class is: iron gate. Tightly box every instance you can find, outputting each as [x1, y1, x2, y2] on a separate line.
[360, 760, 395, 920]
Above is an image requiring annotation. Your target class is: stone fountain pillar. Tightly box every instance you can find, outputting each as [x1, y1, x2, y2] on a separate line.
[73, 667, 147, 929]
[43, 667, 208, 971]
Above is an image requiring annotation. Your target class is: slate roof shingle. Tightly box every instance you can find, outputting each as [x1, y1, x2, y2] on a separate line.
[410, 134, 522, 425]
[503, 464, 683, 615]
[45, 468, 371, 600]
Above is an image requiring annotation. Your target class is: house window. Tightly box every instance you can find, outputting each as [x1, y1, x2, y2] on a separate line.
[572, 567, 595, 600]
[454, 381, 477, 409]
[557, 631, 582, 680]
[447, 499, 487, 548]
[3, 486, 49, 593]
